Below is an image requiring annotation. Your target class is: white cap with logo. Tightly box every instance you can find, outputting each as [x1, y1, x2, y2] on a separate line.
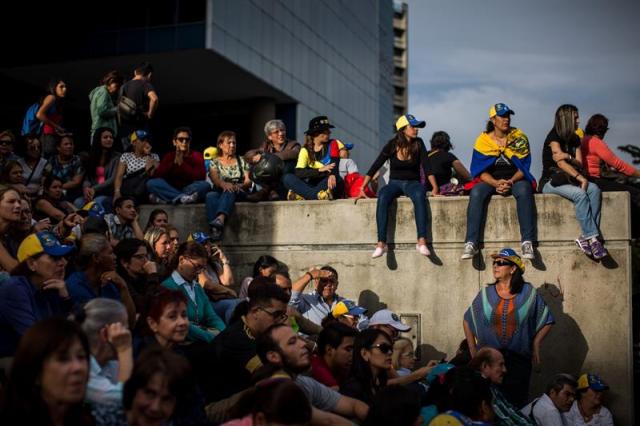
[368, 309, 411, 332]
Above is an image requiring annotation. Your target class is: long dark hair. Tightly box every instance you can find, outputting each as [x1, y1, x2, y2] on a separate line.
[349, 328, 391, 400]
[392, 130, 418, 161]
[493, 266, 525, 295]
[252, 255, 279, 277]
[554, 104, 579, 143]
[1, 319, 91, 426]
[86, 127, 119, 182]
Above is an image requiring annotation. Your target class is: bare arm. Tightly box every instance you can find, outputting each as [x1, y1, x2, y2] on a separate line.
[427, 174, 440, 195]
[36, 95, 63, 131]
[0, 241, 18, 272]
[62, 172, 84, 190]
[113, 161, 126, 200]
[216, 247, 234, 286]
[550, 141, 588, 189]
[291, 268, 329, 294]
[333, 396, 369, 421]
[532, 323, 553, 365]
[146, 91, 158, 119]
[452, 160, 472, 182]
[463, 319, 477, 358]
[35, 199, 67, 222]
[311, 407, 356, 426]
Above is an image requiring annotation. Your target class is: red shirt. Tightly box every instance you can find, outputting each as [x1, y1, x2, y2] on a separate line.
[581, 135, 636, 178]
[310, 354, 339, 388]
[153, 150, 205, 189]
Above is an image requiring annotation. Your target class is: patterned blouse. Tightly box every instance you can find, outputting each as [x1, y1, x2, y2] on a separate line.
[209, 156, 249, 184]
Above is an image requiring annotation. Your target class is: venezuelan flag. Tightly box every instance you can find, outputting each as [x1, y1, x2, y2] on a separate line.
[465, 128, 537, 191]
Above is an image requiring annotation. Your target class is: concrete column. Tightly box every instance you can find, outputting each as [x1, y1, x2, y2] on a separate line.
[249, 98, 276, 149]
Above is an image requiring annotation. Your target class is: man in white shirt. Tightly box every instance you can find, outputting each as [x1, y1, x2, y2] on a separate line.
[563, 373, 613, 426]
[521, 374, 577, 425]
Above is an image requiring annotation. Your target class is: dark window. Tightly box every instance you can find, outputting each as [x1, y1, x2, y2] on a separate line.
[178, 0, 206, 23]
[149, 0, 177, 26]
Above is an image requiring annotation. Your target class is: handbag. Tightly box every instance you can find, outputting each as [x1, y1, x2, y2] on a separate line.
[549, 166, 579, 187]
[121, 169, 149, 200]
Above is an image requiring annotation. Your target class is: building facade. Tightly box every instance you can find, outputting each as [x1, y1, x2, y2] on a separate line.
[392, 1, 408, 119]
[1, 0, 395, 166]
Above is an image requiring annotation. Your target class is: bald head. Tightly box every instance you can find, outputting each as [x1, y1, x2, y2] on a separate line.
[469, 347, 506, 385]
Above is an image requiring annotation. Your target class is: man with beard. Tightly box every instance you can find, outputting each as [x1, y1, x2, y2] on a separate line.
[256, 323, 369, 423]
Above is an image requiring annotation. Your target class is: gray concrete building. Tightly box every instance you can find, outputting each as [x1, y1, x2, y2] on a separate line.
[392, 1, 409, 118]
[1, 0, 395, 166]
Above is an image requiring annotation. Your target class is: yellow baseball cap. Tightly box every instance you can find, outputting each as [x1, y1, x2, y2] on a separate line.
[204, 146, 218, 160]
[395, 114, 426, 131]
[17, 231, 74, 263]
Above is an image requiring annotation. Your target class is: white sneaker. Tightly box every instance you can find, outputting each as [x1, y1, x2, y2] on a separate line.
[148, 194, 163, 204]
[416, 244, 431, 257]
[180, 193, 199, 204]
[521, 241, 535, 259]
[371, 246, 388, 258]
[460, 242, 478, 260]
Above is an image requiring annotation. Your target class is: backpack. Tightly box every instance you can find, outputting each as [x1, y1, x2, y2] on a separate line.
[117, 85, 139, 122]
[21, 102, 43, 136]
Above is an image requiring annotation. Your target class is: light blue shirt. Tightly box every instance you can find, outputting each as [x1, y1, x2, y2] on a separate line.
[171, 271, 198, 306]
[289, 290, 344, 326]
[86, 356, 122, 406]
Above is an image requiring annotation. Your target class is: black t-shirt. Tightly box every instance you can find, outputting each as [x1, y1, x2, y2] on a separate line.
[486, 153, 518, 180]
[366, 137, 433, 181]
[205, 318, 261, 401]
[427, 150, 458, 189]
[540, 128, 581, 182]
[121, 79, 155, 124]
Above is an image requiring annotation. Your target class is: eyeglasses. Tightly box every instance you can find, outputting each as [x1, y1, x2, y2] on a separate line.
[493, 260, 513, 267]
[370, 343, 394, 355]
[186, 258, 206, 273]
[0, 139, 13, 146]
[175, 137, 191, 142]
[257, 307, 288, 322]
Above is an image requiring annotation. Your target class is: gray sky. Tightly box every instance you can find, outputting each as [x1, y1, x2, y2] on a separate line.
[406, 0, 640, 178]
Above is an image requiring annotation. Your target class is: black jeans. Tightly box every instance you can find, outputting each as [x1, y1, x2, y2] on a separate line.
[499, 349, 532, 409]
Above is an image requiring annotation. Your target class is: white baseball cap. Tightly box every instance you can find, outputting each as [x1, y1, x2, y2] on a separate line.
[368, 309, 411, 332]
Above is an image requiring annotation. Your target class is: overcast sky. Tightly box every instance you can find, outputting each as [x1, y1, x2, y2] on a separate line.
[405, 0, 640, 178]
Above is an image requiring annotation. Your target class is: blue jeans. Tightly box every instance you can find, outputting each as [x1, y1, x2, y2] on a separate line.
[212, 298, 242, 324]
[376, 179, 428, 242]
[465, 181, 536, 244]
[205, 190, 247, 223]
[146, 178, 211, 203]
[73, 195, 113, 213]
[542, 181, 601, 239]
[283, 174, 343, 200]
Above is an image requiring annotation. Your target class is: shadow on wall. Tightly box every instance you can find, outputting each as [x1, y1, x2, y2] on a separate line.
[530, 282, 588, 397]
[358, 289, 388, 314]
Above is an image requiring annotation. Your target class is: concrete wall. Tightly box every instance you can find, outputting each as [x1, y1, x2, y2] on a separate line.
[140, 192, 633, 424]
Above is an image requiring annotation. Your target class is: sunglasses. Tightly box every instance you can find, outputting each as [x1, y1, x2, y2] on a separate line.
[370, 343, 393, 355]
[0, 139, 13, 146]
[493, 260, 513, 267]
[175, 137, 191, 142]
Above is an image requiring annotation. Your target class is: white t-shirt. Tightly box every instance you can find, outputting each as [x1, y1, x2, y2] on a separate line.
[563, 400, 613, 426]
[521, 393, 566, 426]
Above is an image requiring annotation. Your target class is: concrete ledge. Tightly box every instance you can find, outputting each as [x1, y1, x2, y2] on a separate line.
[140, 191, 633, 424]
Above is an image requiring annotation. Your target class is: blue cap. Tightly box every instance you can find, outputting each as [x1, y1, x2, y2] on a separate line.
[188, 231, 212, 245]
[395, 114, 426, 131]
[17, 231, 75, 262]
[82, 201, 105, 218]
[491, 248, 525, 273]
[343, 143, 354, 150]
[130, 129, 150, 143]
[489, 103, 515, 118]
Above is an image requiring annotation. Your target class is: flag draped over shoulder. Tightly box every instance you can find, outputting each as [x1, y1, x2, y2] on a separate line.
[465, 128, 537, 191]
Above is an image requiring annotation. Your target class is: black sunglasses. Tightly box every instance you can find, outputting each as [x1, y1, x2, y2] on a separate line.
[370, 343, 393, 355]
[493, 260, 513, 267]
[175, 137, 191, 142]
[0, 139, 13, 146]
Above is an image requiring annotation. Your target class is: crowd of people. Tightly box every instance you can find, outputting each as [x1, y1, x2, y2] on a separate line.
[0, 62, 633, 425]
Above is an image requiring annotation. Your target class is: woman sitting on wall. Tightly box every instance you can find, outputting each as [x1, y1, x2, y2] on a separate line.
[539, 104, 607, 259]
[357, 114, 439, 258]
[581, 113, 640, 239]
[283, 116, 344, 201]
[426, 130, 471, 195]
[205, 130, 251, 240]
[461, 103, 537, 261]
